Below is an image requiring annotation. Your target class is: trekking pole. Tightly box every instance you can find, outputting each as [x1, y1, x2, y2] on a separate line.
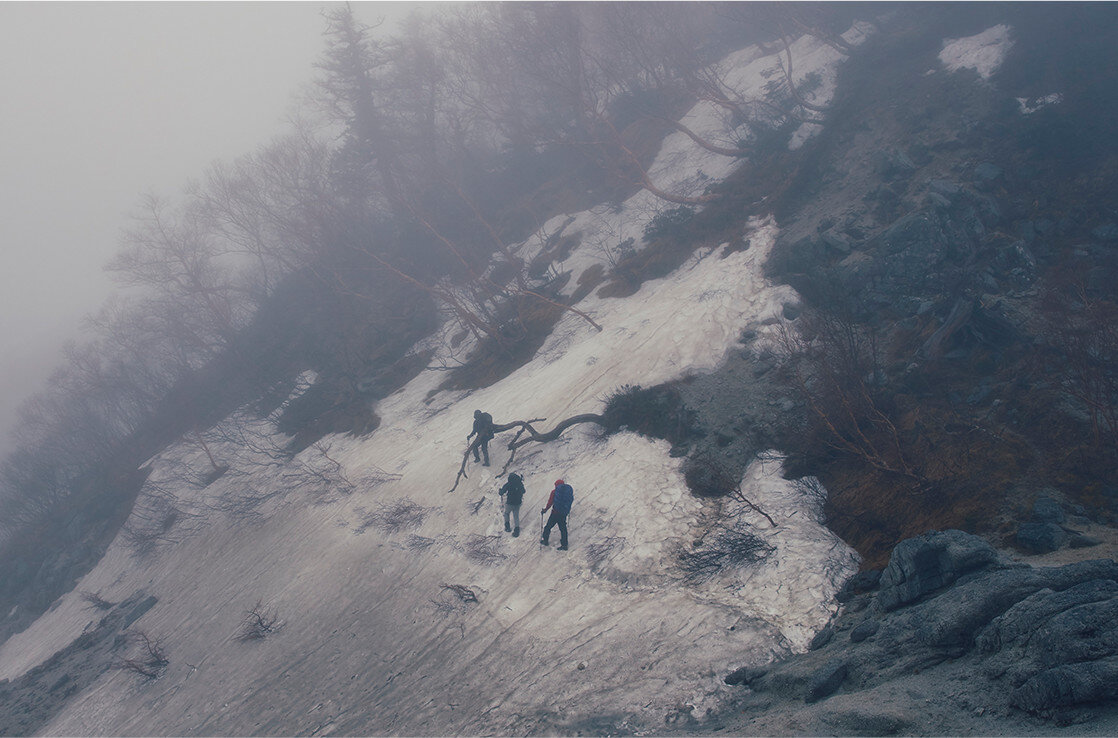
[539, 509, 546, 550]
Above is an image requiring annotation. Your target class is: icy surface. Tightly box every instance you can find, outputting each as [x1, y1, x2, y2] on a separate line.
[0, 31, 865, 737]
[939, 24, 1013, 80]
[1017, 93, 1063, 115]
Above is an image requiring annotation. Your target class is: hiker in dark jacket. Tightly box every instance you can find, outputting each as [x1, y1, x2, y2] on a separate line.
[499, 472, 526, 537]
[540, 479, 574, 550]
[467, 410, 495, 466]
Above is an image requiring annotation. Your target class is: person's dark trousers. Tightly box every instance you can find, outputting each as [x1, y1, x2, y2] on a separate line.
[542, 510, 568, 548]
[473, 438, 491, 465]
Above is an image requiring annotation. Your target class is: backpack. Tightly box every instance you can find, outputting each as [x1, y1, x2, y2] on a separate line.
[553, 483, 574, 514]
[475, 412, 495, 437]
[501, 474, 526, 505]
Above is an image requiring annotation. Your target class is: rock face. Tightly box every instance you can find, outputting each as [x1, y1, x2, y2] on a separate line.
[877, 529, 1002, 611]
[718, 531, 1118, 733]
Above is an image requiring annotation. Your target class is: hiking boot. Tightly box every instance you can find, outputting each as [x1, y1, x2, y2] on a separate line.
[482, 462, 490, 467]
[540, 539, 548, 546]
[504, 522, 511, 532]
[557, 545, 568, 551]
[513, 528, 520, 537]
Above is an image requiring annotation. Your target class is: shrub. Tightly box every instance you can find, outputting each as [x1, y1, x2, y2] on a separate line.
[113, 631, 168, 679]
[679, 524, 775, 583]
[600, 383, 695, 446]
[234, 599, 285, 642]
[353, 499, 429, 535]
[643, 207, 695, 242]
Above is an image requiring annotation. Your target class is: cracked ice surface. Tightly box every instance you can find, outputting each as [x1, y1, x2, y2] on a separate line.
[1, 34, 865, 738]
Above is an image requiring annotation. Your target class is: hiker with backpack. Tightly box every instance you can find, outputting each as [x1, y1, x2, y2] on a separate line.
[467, 409, 496, 466]
[499, 472, 526, 537]
[540, 479, 574, 550]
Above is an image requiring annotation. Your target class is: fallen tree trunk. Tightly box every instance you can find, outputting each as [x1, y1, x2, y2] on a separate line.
[446, 414, 606, 492]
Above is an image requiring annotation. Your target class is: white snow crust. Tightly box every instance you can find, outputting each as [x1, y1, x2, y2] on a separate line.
[0, 29, 866, 737]
[1017, 92, 1063, 115]
[939, 24, 1013, 80]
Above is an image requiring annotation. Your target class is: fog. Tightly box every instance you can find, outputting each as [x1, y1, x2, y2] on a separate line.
[0, 2, 424, 459]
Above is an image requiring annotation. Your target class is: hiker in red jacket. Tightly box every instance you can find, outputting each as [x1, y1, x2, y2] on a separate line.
[540, 479, 574, 550]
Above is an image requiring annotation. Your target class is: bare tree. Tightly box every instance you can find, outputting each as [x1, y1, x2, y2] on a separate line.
[113, 631, 169, 679]
[234, 599, 285, 641]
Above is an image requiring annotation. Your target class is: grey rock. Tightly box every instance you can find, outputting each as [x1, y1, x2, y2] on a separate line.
[873, 150, 916, 178]
[782, 303, 803, 321]
[903, 568, 1041, 649]
[1036, 558, 1118, 590]
[973, 162, 1002, 181]
[1024, 591, 1118, 669]
[1031, 496, 1065, 524]
[925, 192, 952, 210]
[809, 626, 835, 651]
[1015, 522, 1068, 554]
[819, 707, 910, 736]
[1011, 657, 1118, 713]
[821, 231, 853, 254]
[724, 665, 768, 687]
[1017, 220, 1037, 243]
[929, 180, 961, 197]
[977, 579, 1118, 654]
[1092, 223, 1118, 241]
[877, 530, 1002, 611]
[805, 659, 848, 703]
[836, 569, 883, 603]
[849, 619, 880, 643]
[966, 384, 993, 405]
[1069, 533, 1102, 549]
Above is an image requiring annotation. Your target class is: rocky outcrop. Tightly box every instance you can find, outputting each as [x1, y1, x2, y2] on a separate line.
[719, 531, 1118, 733]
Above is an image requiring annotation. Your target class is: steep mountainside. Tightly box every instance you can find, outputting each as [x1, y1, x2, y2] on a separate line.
[2, 4, 1118, 736]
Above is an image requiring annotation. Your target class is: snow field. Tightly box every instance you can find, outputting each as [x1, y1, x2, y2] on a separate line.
[1, 27, 874, 736]
[939, 24, 1014, 80]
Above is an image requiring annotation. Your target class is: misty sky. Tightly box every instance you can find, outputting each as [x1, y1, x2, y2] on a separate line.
[0, 1, 430, 458]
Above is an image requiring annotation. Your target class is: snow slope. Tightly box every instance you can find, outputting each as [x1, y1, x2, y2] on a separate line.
[0, 29, 867, 737]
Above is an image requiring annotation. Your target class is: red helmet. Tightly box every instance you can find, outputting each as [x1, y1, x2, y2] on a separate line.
[554, 479, 565, 486]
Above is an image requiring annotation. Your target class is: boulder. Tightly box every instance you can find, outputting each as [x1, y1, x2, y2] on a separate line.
[1015, 522, 1068, 554]
[977, 579, 1118, 655]
[1069, 533, 1102, 549]
[1011, 657, 1118, 713]
[809, 626, 835, 651]
[849, 619, 880, 643]
[880, 565, 1037, 653]
[1031, 496, 1065, 524]
[877, 530, 1002, 611]
[724, 666, 768, 687]
[805, 659, 849, 703]
[836, 570, 883, 603]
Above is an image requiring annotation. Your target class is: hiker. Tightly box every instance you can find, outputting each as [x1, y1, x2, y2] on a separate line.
[499, 472, 526, 537]
[540, 478, 574, 550]
[467, 409, 495, 466]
